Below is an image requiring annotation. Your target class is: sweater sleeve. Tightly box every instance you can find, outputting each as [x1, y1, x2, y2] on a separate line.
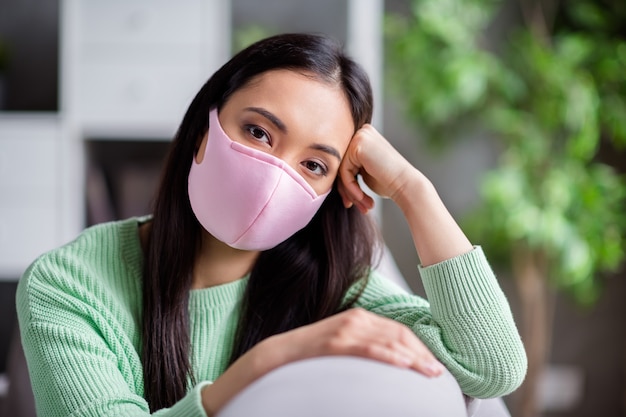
[16, 257, 210, 417]
[353, 246, 527, 398]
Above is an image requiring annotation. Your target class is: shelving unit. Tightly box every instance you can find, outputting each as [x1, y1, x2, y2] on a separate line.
[0, 114, 62, 278]
[0, 0, 231, 281]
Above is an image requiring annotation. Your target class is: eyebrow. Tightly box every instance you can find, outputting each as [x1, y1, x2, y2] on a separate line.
[310, 144, 342, 162]
[244, 106, 342, 162]
[244, 107, 287, 133]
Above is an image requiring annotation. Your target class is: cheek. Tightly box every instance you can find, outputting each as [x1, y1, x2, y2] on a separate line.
[308, 170, 340, 197]
[316, 178, 335, 196]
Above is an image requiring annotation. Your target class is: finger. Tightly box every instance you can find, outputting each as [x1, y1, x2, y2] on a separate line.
[394, 326, 444, 377]
[351, 342, 417, 369]
[340, 339, 443, 378]
[339, 162, 365, 203]
[354, 190, 375, 214]
[386, 341, 425, 368]
[354, 312, 444, 376]
[336, 178, 354, 209]
[407, 349, 445, 377]
[316, 310, 445, 377]
[391, 343, 444, 377]
[355, 314, 444, 377]
[338, 170, 375, 213]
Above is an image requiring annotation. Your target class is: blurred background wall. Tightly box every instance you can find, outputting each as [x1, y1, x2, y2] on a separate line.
[0, 1, 624, 416]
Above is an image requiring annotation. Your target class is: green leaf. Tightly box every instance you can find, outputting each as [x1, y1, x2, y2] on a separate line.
[385, 0, 626, 306]
[567, 0, 609, 30]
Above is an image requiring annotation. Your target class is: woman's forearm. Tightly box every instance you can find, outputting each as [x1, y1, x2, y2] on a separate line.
[201, 308, 446, 415]
[201, 337, 283, 416]
[391, 169, 473, 266]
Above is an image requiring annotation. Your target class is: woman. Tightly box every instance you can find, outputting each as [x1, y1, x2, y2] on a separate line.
[17, 33, 526, 416]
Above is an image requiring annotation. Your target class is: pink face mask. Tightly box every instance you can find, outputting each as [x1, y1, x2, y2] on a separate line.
[188, 109, 331, 251]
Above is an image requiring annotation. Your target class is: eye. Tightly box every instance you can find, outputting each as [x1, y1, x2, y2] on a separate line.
[244, 125, 271, 145]
[302, 160, 328, 176]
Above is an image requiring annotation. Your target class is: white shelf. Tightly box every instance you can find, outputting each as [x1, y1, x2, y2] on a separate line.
[62, 0, 230, 138]
[0, 114, 63, 280]
[0, 0, 231, 280]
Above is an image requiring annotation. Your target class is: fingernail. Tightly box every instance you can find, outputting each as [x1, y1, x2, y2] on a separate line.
[425, 361, 444, 376]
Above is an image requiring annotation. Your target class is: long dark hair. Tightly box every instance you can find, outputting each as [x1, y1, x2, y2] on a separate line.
[142, 33, 379, 411]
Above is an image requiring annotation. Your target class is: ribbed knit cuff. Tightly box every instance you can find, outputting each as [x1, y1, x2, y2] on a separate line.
[161, 381, 212, 417]
[418, 246, 504, 319]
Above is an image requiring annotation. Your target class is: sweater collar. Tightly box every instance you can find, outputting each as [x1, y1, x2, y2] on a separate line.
[121, 216, 249, 309]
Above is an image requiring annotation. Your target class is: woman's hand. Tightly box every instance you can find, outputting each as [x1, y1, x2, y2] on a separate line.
[337, 124, 418, 213]
[202, 309, 443, 416]
[337, 124, 473, 266]
[270, 308, 444, 376]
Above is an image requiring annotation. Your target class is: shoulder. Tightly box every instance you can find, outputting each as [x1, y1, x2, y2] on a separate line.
[20, 217, 143, 286]
[17, 217, 145, 323]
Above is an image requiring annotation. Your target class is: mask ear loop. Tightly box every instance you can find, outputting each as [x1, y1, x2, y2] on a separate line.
[194, 109, 214, 161]
[194, 130, 210, 164]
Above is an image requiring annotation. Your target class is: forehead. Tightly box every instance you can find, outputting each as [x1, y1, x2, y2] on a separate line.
[224, 69, 355, 153]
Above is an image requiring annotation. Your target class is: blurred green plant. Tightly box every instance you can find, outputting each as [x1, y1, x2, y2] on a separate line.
[386, 0, 626, 415]
[232, 25, 276, 54]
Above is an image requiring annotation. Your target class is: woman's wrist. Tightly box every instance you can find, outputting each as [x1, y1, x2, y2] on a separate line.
[389, 168, 435, 213]
[201, 338, 278, 416]
[248, 335, 292, 376]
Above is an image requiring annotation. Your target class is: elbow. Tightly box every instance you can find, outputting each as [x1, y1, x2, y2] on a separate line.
[462, 340, 528, 399]
[485, 351, 528, 398]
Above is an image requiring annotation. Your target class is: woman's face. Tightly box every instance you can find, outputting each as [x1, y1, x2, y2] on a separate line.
[197, 69, 356, 195]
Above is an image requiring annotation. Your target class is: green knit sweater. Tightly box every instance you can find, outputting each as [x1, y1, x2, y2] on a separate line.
[17, 217, 526, 417]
